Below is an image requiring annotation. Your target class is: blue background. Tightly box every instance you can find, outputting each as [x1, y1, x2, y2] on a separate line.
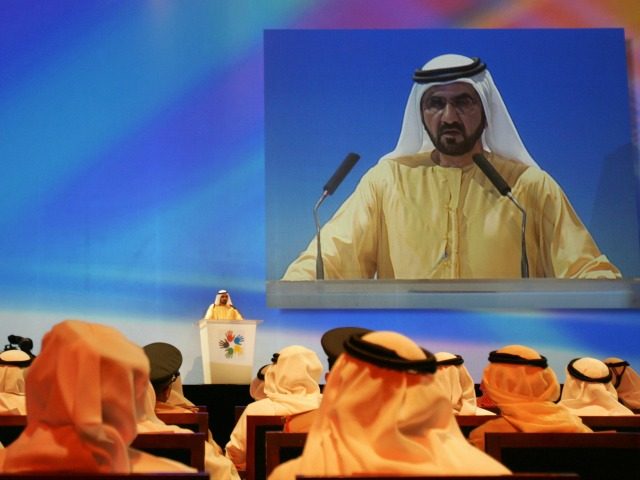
[0, 0, 639, 383]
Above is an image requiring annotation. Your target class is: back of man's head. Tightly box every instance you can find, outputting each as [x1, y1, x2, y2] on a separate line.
[320, 326, 371, 371]
[143, 342, 182, 400]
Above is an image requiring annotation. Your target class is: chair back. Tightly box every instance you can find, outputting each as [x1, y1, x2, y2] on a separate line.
[265, 431, 307, 477]
[485, 431, 640, 479]
[455, 415, 495, 437]
[245, 415, 286, 480]
[0, 414, 27, 446]
[156, 411, 209, 434]
[580, 415, 640, 432]
[132, 432, 206, 471]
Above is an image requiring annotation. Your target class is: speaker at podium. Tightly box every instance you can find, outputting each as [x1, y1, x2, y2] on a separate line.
[199, 319, 262, 384]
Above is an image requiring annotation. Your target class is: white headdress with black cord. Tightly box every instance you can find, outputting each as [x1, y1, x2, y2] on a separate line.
[383, 53, 537, 167]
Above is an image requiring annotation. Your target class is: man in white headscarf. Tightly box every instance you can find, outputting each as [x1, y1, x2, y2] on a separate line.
[604, 357, 640, 410]
[249, 353, 280, 401]
[468, 345, 591, 452]
[137, 383, 241, 480]
[0, 349, 33, 415]
[283, 53, 620, 280]
[268, 331, 510, 480]
[225, 345, 323, 470]
[283, 326, 372, 433]
[204, 290, 243, 321]
[559, 357, 633, 416]
[433, 351, 495, 415]
[0, 319, 195, 473]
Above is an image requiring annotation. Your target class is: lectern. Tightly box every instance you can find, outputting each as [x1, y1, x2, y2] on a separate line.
[198, 319, 262, 384]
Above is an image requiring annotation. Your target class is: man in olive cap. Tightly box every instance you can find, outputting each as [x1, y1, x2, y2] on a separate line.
[143, 342, 192, 409]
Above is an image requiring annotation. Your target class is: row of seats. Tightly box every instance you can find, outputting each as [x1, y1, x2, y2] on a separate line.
[0, 411, 211, 472]
[1, 411, 639, 479]
[244, 414, 640, 480]
[265, 431, 640, 479]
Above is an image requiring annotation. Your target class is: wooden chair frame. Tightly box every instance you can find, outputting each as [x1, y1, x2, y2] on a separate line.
[245, 415, 286, 480]
[132, 432, 206, 471]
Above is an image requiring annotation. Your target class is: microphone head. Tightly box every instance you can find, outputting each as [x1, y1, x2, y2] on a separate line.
[323, 152, 360, 195]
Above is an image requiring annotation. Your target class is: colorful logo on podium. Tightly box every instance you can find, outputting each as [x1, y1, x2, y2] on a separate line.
[218, 330, 244, 358]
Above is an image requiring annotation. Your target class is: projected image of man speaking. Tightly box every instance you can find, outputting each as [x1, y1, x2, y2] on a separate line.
[282, 54, 621, 281]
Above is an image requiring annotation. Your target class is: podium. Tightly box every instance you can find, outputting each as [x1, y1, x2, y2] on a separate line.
[199, 319, 262, 384]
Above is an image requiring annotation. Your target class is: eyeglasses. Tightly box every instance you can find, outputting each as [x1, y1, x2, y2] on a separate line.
[422, 94, 479, 115]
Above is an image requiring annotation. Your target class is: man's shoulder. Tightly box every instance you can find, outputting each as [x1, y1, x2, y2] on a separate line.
[489, 153, 552, 188]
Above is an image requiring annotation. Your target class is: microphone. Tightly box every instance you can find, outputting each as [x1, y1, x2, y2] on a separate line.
[314, 152, 361, 279]
[472, 154, 529, 278]
[323, 152, 361, 195]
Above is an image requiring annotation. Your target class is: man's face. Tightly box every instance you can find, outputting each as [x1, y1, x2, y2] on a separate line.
[420, 82, 485, 157]
[219, 293, 229, 305]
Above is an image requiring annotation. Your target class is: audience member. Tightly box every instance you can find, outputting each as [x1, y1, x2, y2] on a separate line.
[0, 349, 33, 415]
[269, 331, 510, 479]
[137, 382, 240, 480]
[225, 345, 323, 470]
[604, 357, 640, 410]
[433, 351, 495, 415]
[0, 319, 195, 473]
[320, 326, 372, 373]
[284, 326, 371, 432]
[143, 342, 196, 412]
[468, 344, 591, 451]
[249, 353, 279, 401]
[204, 289, 243, 321]
[143, 342, 228, 452]
[559, 357, 634, 415]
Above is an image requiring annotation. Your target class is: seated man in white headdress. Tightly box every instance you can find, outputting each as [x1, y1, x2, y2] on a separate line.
[433, 351, 495, 415]
[468, 345, 591, 452]
[0, 339, 35, 415]
[268, 331, 510, 480]
[225, 345, 323, 470]
[283, 326, 371, 433]
[604, 357, 640, 411]
[249, 353, 279, 401]
[0, 319, 195, 474]
[204, 290, 243, 320]
[283, 53, 620, 280]
[559, 357, 634, 416]
[137, 382, 241, 480]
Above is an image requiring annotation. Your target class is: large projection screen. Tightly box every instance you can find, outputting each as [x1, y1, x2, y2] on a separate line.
[265, 28, 639, 308]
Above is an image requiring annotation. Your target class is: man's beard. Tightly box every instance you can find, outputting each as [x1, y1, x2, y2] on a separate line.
[427, 121, 484, 156]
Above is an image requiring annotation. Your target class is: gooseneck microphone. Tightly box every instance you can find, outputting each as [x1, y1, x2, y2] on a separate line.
[472, 153, 529, 278]
[314, 152, 361, 279]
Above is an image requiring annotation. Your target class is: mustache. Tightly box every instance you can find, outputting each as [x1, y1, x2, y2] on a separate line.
[438, 122, 465, 136]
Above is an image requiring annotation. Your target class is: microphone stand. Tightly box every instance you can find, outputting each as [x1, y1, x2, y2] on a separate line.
[314, 191, 329, 280]
[472, 154, 529, 278]
[506, 192, 529, 278]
